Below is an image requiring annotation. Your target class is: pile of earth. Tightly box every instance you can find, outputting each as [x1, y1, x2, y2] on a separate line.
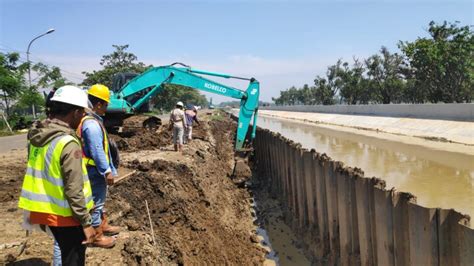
[105, 119, 264, 265]
[111, 121, 209, 152]
[0, 153, 26, 202]
[0, 115, 266, 265]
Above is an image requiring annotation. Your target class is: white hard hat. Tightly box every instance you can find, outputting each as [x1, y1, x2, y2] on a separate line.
[176, 101, 184, 107]
[50, 85, 88, 108]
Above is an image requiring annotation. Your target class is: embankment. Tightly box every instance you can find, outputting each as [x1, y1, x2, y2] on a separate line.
[260, 103, 474, 121]
[257, 104, 474, 145]
[254, 128, 474, 265]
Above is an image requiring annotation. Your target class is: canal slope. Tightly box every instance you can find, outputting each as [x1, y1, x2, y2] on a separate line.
[259, 110, 474, 146]
[256, 114, 474, 220]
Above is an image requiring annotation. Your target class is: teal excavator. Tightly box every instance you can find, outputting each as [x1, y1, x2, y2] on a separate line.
[105, 63, 259, 151]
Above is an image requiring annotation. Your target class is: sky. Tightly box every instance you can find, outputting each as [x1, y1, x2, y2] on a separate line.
[0, 0, 473, 103]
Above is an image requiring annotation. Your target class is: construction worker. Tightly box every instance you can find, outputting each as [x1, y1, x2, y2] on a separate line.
[76, 84, 120, 248]
[169, 101, 187, 152]
[184, 105, 200, 143]
[18, 85, 95, 265]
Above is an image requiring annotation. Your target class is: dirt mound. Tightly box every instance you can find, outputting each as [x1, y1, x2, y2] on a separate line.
[112, 122, 210, 152]
[0, 116, 266, 265]
[109, 160, 263, 264]
[111, 127, 172, 152]
[121, 233, 171, 265]
[0, 153, 26, 202]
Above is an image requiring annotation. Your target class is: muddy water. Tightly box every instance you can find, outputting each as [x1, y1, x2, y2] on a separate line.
[258, 216, 311, 265]
[258, 116, 474, 219]
[252, 199, 311, 266]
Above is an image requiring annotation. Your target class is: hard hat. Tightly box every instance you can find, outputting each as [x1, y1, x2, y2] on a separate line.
[176, 101, 184, 107]
[50, 85, 88, 108]
[88, 84, 110, 103]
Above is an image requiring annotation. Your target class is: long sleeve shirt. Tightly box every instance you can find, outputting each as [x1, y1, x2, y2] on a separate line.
[185, 110, 199, 126]
[81, 113, 117, 177]
[27, 119, 91, 226]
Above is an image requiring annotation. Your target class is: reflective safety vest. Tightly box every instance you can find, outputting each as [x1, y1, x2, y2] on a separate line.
[76, 115, 110, 167]
[18, 135, 94, 217]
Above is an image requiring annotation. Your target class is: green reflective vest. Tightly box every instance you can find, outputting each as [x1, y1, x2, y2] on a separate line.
[18, 134, 94, 217]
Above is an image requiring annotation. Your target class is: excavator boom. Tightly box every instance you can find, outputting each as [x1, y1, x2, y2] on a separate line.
[108, 63, 259, 151]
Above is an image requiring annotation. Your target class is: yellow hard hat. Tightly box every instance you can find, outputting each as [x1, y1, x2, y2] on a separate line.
[88, 84, 110, 103]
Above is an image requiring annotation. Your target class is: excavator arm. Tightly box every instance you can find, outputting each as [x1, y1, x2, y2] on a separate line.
[108, 63, 259, 151]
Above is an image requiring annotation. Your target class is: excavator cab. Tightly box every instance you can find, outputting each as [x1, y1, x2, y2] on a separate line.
[105, 73, 160, 132]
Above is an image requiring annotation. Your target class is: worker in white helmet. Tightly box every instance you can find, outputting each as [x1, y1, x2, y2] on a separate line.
[18, 85, 95, 265]
[169, 101, 187, 152]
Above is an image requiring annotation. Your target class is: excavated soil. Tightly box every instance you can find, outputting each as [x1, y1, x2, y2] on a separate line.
[0, 153, 25, 202]
[111, 122, 208, 152]
[0, 114, 267, 265]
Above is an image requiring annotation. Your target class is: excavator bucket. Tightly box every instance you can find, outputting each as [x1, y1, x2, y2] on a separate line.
[235, 79, 259, 150]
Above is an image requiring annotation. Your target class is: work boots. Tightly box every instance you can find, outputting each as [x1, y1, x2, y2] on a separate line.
[92, 226, 115, 248]
[101, 214, 121, 236]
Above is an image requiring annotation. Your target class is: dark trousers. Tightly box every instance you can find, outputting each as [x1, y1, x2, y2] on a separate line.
[49, 226, 86, 266]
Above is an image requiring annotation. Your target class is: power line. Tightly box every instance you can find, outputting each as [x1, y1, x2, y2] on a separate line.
[0, 44, 26, 54]
[9, 56, 85, 82]
[0, 44, 87, 82]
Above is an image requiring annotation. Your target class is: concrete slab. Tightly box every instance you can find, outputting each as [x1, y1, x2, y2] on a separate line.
[259, 110, 474, 145]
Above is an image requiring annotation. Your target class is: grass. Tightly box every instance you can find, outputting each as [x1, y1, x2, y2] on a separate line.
[0, 131, 16, 137]
[208, 109, 228, 121]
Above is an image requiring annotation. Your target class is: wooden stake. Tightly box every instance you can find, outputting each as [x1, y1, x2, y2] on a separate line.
[145, 200, 156, 246]
[114, 170, 137, 184]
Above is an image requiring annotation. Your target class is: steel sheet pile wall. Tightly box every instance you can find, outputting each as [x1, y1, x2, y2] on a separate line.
[254, 128, 474, 265]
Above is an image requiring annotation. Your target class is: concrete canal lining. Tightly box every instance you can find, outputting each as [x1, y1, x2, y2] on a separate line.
[258, 109, 474, 145]
[260, 103, 474, 122]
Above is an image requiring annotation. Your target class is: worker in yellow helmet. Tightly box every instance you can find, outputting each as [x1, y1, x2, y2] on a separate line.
[75, 84, 120, 248]
[18, 85, 96, 265]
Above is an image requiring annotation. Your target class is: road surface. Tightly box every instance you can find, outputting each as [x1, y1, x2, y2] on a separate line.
[0, 133, 27, 153]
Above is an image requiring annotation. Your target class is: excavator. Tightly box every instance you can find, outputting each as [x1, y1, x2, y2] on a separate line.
[105, 63, 259, 151]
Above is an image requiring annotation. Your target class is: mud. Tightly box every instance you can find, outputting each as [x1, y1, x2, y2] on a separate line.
[0, 114, 266, 265]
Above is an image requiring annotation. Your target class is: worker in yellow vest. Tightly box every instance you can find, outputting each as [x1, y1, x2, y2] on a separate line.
[18, 85, 95, 265]
[76, 84, 119, 248]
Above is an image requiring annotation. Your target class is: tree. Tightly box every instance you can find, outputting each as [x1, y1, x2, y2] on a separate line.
[295, 84, 311, 105]
[337, 59, 371, 104]
[32, 62, 70, 89]
[313, 77, 335, 105]
[1, 52, 69, 120]
[399, 21, 474, 103]
[0, 52, 28, 117]
[312, 61, 345, 105]
[276, 86, 302, 105]
[21, 62, 71, 113]
[82, 45, 150, 88]
[365, 47, 406, 104]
